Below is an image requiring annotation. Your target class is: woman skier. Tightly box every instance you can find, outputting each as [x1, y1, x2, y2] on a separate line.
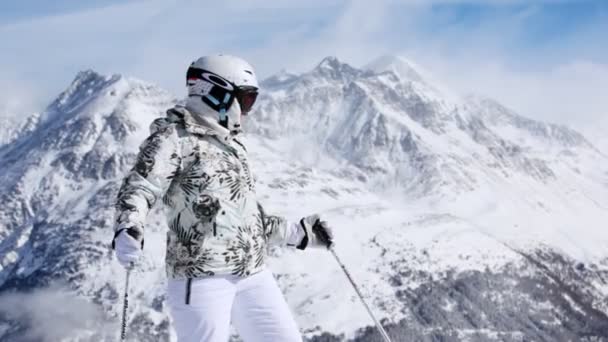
[111, 55, 334, 342]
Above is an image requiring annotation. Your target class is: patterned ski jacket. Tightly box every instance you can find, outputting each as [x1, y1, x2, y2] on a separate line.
[113, 106, 293, 279]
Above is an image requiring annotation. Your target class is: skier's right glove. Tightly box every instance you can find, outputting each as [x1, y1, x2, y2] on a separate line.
[112, 228, 143, 268]
[296, 214, 334, 250]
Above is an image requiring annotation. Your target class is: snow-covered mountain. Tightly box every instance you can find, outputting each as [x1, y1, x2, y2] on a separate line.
[1, 56, 608, 342]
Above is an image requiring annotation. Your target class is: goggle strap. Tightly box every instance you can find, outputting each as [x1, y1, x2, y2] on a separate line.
[205, 94, 220, 106]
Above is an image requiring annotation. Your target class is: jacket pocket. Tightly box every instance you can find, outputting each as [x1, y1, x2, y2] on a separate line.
[185, 278, 192, 305]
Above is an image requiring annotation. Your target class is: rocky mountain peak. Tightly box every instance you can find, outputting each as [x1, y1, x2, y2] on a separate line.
[41, 70, 123, 124]
[316, 56, 343, 69]
[365, 55, 425, 84]
[251, 55, 606, 196]
[310, 56, 363, 82]
[58, 69, 120, 106]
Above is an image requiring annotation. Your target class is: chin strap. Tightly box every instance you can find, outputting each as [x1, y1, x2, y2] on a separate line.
[205, 91, 233, 129]
[218, 108, 229, 128]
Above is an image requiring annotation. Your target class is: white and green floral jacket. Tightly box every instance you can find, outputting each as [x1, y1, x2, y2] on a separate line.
[114, 106, 294, 279]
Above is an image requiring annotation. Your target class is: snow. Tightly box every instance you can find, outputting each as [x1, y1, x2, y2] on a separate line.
[1, 55, 608, 341]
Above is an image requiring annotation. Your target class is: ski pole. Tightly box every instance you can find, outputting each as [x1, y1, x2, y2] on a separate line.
[120, 265, 132, 341]
[329, 246, 393, 342]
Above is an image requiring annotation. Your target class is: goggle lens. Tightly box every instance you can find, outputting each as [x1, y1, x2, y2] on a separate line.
[237, 87, 258, 114]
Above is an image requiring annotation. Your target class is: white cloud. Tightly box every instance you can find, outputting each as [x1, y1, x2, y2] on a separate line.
[420, 57, 608, 136]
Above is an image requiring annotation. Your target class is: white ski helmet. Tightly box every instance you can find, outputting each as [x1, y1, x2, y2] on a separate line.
[186, 55, 259, 132]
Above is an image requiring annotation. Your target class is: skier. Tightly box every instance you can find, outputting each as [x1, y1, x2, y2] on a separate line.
[111, 54, 334, 342]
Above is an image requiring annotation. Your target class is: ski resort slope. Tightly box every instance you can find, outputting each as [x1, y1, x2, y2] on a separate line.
[0, 56, 607, 341]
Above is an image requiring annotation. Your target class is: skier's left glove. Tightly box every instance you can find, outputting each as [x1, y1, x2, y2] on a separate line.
[295, 214, 334, 249]
[111, 227, 143, 268]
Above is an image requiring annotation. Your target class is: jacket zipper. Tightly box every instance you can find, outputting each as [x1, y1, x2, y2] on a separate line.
[185, 278, 192, 305]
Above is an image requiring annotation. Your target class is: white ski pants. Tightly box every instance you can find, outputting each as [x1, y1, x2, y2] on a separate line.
[167, 269, 302, 342]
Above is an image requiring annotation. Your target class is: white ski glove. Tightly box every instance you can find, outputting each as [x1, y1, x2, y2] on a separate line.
[112, 228, 143, 268]
[294, 214, 334, 249]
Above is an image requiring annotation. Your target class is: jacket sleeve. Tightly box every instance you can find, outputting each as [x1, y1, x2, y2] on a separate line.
[257, 203, 303, 248]
[113, 123, 181, 245]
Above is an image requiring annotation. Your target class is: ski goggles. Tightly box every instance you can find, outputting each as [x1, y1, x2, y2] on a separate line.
[187, 67, 258, 115]
[234, 85, 258, 115]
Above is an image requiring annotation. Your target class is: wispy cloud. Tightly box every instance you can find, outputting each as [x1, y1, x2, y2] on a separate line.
[0, 284, 116, 341]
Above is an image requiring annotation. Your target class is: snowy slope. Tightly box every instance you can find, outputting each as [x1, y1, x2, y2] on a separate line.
[0, 114, 40, 147]
[1, 57, 608, 342]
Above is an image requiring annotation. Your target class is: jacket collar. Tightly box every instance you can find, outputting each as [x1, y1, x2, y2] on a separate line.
[167, 105, 240, 144]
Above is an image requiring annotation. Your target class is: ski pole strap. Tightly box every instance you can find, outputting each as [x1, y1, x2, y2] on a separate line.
[330, 247, 393, 342]
[297, 218, 309, 250]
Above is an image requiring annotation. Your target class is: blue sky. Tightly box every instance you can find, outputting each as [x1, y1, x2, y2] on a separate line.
[0, 0, 120, 21]
[0, 0, 607, 132]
